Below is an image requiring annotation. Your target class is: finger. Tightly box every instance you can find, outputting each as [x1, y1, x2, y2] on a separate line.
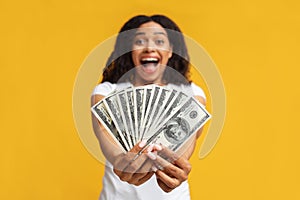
[147, 151, 158, 160]
[121, 157, 153, 182]
[130, 140, 163, 161]
[113, 153, 130, 172]
[136, 158, 156, 174]
[128, 140, 150, 162]
[123, 152, 149, 173]
[114, 140, 149, 172]
[136, 171, 154, 185]
[157, 179, 173, 193]
[129, 167, 154, 186]
[157, 146, 179, 162]
[172, 157, 192, 174]
[129, 140, 148, 153]
[113, 167, 123, 178]
[154, 144, 163, 151]
[154, 155, 189, 181]
[155, 169, 181, 190]
[157, 147, 192, 174]
[159, 148, 192, 174]
[153, 154, 172, 170]
[148, 143, 162, 152]
[146, 143, 154, 152]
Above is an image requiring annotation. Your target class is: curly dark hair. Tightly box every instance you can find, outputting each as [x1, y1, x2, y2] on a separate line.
[101, 14, 191, 84]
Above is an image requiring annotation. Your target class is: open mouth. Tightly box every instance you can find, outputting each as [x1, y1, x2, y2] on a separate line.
[140, 57, 160, 67]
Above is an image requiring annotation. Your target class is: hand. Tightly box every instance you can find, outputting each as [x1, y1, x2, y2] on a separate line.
[113, 141, 160, 186]
[153, 147, 192, 193]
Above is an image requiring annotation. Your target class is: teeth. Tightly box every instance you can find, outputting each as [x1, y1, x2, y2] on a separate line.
[141, 58, 158, 62]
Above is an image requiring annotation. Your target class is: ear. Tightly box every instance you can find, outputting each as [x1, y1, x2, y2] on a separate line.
[168, 45, 173, 59]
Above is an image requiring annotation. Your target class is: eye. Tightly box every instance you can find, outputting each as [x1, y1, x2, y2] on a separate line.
[134, 39, 146, 46]
[155, 39, 165, 45]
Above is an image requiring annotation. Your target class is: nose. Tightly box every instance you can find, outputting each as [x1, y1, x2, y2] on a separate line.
[143, 40, 156, 52]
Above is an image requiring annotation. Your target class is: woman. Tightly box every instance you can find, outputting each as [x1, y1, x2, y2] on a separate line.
[91, 15, 206, 200]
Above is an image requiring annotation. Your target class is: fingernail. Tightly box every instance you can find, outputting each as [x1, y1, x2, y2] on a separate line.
[151, 166, 158, 172]
[147, 151, 157, 160]
[154, 144, 162, 151]
[156, 164, 164, 170]
[139, 140, 147, 148]
[147, 144, 154, 152]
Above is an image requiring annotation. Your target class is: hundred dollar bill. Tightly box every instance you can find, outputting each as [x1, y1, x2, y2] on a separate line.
[145, 97, 211, 152]
[125, 88, 137, 144]
[104, 93, 130, 151]
[141, 85, 154, 134]
[116, 91, 134, 149]
[153, 90, 189, 131]
[147, 87, 172, 135]
[141, 85, 161, 139]
[91, 100, 128, 152]
[134, 87, 146, 141]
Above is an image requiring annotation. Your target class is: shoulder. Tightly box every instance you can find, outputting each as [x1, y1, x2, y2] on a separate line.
[190, 82, 206, 106]
[169, 83, 206, 106]
[92, 82, 117, 96]
[167, 83, 206, 101]
[91, 81, 133, 97]
[191, 82, 206, 99]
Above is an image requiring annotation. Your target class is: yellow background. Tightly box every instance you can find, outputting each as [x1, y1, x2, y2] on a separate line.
[1, 0, 299, 199]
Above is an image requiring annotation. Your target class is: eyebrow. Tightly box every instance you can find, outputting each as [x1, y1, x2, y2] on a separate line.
[134, 31, 167, 36]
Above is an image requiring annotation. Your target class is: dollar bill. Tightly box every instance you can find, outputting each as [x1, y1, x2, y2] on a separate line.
[153, 88, 178, 125]
[144, 97, 211, 152]
[103, 93, 130, 151]
[116, 91, 134, 149]
[125, 88, 137, 144]
[141, 85, 162, 139]
[147, 87, 172, 135]
[153, 90, 189, 131]
[134, 87, 145, 141]
[139, 85, 154, 140]
[91, 100, 128, 152]
[91, 84, 211, 154]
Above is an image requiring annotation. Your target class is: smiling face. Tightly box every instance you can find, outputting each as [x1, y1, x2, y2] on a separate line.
[131, 21, 173, 85]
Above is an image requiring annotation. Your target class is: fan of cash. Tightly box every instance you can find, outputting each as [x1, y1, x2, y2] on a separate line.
[91, 84, 211, 153]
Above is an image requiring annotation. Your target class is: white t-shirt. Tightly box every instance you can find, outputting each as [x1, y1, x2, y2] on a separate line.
[92, 81, 206, 200]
